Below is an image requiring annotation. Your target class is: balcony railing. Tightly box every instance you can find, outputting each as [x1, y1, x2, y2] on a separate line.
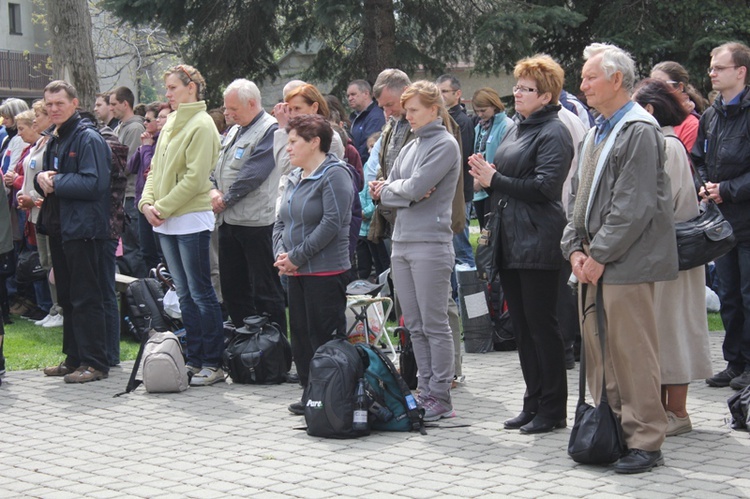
[0, 50, 53, 92]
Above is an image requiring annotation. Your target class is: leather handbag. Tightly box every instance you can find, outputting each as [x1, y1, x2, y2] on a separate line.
[675, 199, 735, 270]
[568, 282, 627, 465]
[669, 135, 736, 270]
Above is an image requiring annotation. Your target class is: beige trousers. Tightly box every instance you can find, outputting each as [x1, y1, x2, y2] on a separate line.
[580, 281, 666, 452]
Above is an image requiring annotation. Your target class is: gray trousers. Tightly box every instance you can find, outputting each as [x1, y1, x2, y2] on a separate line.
[391, 241, 455, 405]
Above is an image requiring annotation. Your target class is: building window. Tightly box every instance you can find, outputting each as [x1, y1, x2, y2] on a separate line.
[9, 3, 22, 35]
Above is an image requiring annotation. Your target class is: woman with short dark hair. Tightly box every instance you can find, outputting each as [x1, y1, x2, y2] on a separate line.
[633, 78, 712, 437]
[273, 114, 354, 415]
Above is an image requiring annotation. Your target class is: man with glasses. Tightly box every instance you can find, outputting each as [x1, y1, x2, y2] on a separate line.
[693, 42, 750, 391]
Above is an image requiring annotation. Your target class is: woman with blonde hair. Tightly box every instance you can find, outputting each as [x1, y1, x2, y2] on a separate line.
[469, 54, 573, 434]
[370, 80, 461, 421]
[139, 64, 224, 386]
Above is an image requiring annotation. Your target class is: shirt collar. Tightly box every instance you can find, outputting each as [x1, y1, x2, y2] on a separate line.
[595, 101, 634, 144]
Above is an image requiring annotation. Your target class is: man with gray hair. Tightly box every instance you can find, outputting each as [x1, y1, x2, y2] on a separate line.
[210, 79, 286, 332]
[561, 43, 677, 473]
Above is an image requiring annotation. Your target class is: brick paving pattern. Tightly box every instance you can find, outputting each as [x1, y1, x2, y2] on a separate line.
[1, 331, 748, 498]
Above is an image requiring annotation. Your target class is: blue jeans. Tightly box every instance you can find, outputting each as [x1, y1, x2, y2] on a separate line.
[714, 242, 750, 372]
[452, 202, 476, 267]
[157, 231, 223, 368]
[138, 211, 162, 273]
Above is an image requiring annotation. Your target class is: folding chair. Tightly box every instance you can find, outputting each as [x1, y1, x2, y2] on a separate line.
[345, 279, 398, 361]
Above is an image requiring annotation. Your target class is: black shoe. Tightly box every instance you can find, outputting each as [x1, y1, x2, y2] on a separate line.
[614, 449, 664, 474]
[288, 401, 305, 416]
[565, 347, 575, 370]
[22, 308, 48, 321]
[706, 367, 742, 387]
[504, 411, 536, 429]
[729, 370, 750, 390]
[0, 356, 5, 376]
[519, 415, 567, 434]
[285, 371, 300, 384]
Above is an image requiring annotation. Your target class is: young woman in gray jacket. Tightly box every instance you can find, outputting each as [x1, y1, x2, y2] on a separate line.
[370, 81, 461, 421]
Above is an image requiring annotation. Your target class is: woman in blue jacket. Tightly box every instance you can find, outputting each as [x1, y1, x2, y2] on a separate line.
[471, 88, 514, 229]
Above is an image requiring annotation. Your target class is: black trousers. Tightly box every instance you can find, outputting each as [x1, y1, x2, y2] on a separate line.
[49, 236, 109, 372]
[288, 273, 348, 388]
[218, 223, 286, 332]
[499, 268, 567, 419]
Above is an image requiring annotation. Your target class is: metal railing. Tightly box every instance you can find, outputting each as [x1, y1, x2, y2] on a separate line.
[0, 50, 53, 91]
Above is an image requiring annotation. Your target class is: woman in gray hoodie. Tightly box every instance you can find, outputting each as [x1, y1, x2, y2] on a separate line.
[370, 81, 461, 421]
[273, 114, 354, 415]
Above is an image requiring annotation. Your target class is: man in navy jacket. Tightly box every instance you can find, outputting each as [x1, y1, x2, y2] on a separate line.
[35, 80, 112, 383]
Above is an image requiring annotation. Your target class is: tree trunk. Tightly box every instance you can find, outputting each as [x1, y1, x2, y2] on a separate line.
[45, 0, 99, 110]
[362, 0, 397, 84]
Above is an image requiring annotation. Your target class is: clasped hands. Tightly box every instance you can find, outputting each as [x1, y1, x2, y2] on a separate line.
[467, 153, 496, 188]
[274, 253, 298, 276]
[570, 250, 604, 284]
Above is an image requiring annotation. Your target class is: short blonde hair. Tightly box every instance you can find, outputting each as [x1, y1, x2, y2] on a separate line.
[513, 54, 565, 104]
[15, 109, 35, 127]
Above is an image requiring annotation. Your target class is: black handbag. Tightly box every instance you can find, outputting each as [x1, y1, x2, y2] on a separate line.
[670, 136, 736, 270]
[568, 282, 627, 465]
[675, 200, 735, 270]
[222, 315, 292, 384]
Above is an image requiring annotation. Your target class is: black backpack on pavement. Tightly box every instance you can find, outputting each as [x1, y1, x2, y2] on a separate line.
[124, 278, 176, 341]
[222, 315, 292, 384]
[305, 338, 370, 439]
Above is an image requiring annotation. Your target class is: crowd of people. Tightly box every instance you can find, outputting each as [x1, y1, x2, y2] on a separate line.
[2, 39, 750, 474]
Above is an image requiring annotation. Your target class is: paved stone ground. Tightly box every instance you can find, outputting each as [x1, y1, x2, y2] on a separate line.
[1, 331, 749, 499]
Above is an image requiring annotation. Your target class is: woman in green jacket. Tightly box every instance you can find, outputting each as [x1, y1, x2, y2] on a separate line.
[139, 64, 223, 386]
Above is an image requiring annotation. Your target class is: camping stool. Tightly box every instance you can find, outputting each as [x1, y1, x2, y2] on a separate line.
[345, 280, 397, 361]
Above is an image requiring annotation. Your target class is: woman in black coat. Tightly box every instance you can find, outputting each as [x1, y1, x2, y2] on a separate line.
[469, 54, 573, 434]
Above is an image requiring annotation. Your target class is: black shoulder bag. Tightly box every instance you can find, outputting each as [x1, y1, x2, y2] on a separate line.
[568, 281, 627, 465]
[669, 136, 736, 270]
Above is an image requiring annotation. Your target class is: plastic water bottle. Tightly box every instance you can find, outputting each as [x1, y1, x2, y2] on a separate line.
[352, 378, 369, 431]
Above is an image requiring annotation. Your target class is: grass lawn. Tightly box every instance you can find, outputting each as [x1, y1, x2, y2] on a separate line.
[2, 316, 140, 372]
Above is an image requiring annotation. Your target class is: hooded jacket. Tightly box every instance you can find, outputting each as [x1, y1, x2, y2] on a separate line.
[273, 154, 353, 274]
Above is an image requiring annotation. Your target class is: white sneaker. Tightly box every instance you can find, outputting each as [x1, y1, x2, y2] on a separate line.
[189, 367, 225, 386]
[43, 314, 64, 328]
[34, 314, 53, 326]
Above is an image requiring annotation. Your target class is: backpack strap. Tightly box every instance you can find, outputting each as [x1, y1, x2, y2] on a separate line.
[113, 329, 151, 397]
[367, 345, 426, 435]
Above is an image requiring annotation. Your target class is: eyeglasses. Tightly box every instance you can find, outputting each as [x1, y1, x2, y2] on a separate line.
[440, 89, 457, 95]
[707, 65, 738, 75]
[665, 80, 680, 88]
[144, 118, 154, 123]
[512, 85, 538, 94]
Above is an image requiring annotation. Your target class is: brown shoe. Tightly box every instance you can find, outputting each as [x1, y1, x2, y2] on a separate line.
[63, 366, 108, 383]
[43, 362, 76, 377]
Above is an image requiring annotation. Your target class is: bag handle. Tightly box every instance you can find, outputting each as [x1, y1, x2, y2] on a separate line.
[577, 279, 609, 407]
[664, 134, 712, 202]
